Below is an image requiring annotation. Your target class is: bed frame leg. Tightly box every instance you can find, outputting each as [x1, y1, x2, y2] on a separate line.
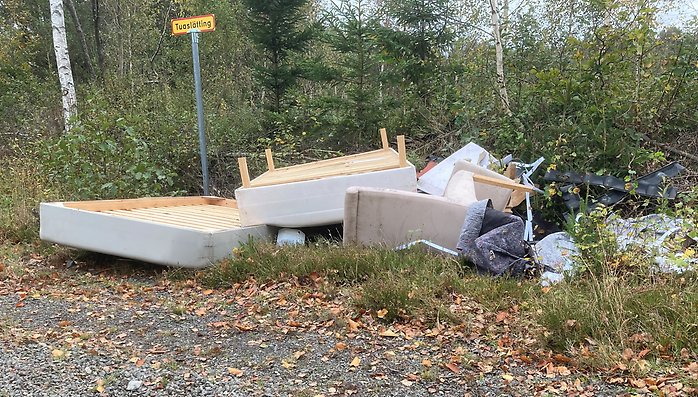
[380, 128, 389, 150]
[397, 135, 407, 167]
[265, 148, 275, 172]
[238, 157, 251, 188]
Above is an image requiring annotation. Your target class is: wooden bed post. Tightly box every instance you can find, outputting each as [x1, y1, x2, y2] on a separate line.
[397, 135, 407, 167]
[265, 148, 275, 172]
[380, 128, 389, 150]
[238, 157, 251, 188]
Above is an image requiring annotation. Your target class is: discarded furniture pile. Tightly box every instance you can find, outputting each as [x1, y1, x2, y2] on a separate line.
[40, 128, 695, 281]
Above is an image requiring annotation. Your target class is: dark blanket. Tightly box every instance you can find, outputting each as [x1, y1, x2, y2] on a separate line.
[456, 200, 537, 277]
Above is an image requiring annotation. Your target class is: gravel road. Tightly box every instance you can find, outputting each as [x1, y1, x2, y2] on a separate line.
[0, 257, 643, 396]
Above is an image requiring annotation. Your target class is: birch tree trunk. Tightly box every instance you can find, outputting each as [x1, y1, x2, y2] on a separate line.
[489, 0, 512, 115]
[50, 0, 78, 132]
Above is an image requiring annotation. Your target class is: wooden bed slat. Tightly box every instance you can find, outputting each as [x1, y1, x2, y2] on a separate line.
[246, 149, 405, 188]
[64, 196, 236, 212]
[106, 210, 223, 231]
[124, 208, 237, 228]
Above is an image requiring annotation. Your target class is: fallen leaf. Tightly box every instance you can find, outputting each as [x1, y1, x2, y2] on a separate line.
[203, 289, 214, 295]
[58, 320, 71, 327]
[557, 365, 571, 376]
[622, 348, 634, 361]
[495, 311, 509, 322]
[335, 342, 347, 351]
[95, 379, 105, 394]
[637, 349, 651, 358]
[401, 379, 414, 387]
[421, 359, 432, 367]
[234, 322, 255, 331]
[293, 350, 306, 360]
[378, 328, 399, 337]
[51, 349, 65, 359]
[347, 318, 360, 332]
[444, 363, 460, 374]
[350, 357, 361, 367]
[194, 308, 206, 316]
[227, 367, 243, 377]
[502, 373, 514, 382]
[376, 309, 388, 319]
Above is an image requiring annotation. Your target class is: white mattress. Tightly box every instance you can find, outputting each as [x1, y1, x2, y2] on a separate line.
[235, 166, 417, 228]
[40, 201, 273, 268]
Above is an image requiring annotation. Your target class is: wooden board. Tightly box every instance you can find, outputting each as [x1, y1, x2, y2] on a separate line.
[247, 149, 404, 188]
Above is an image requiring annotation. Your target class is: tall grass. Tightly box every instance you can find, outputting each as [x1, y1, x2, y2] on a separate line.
[534, 207, 698, 365]
[0, 161, 53, 242]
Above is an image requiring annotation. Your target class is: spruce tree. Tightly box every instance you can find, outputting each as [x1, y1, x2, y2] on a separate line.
[243, 0, 316, 114]
[326, 0, 382, 146]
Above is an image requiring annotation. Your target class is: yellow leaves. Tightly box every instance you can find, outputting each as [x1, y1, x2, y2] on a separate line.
[349, 356, 361, 367]
[293, 350, 306, 360]
[95, 379, 105, 394]
[502, 373, 514, 382]
[51, 348, 66, 359]
[227, 367, 244, 377]
[421, 359, 432, 367]
[376, 308, 388, 319]
[683, 247, 695, 258]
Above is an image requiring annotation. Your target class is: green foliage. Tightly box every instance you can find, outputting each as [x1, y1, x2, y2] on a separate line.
[41, 114, 180, 200]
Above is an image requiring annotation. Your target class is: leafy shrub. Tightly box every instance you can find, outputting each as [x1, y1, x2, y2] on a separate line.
[41, 116, 180, 200]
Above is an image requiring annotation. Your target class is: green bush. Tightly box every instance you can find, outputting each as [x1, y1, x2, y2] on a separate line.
[40, 115, 180, 200]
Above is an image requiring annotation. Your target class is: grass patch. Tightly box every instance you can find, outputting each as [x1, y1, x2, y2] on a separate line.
[0, 162, 46, 242]
[198, 242, 533, 323]
[200, 243, 472, 322]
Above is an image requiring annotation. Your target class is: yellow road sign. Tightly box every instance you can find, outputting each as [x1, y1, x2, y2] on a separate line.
[171, 14, 215, 36]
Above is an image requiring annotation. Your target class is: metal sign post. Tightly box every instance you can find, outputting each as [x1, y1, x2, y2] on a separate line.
[190, 31, 209, 196]
[171, 14, 216, 196]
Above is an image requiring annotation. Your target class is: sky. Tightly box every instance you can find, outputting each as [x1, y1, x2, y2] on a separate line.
[659, 0, 698, 26]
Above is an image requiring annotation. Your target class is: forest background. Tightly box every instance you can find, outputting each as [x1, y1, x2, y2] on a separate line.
[1, 0, 697, 239]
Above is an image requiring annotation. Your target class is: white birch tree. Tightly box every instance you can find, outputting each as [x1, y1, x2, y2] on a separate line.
[50, 0, 78, 132]
[489, 0, 512, 115]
